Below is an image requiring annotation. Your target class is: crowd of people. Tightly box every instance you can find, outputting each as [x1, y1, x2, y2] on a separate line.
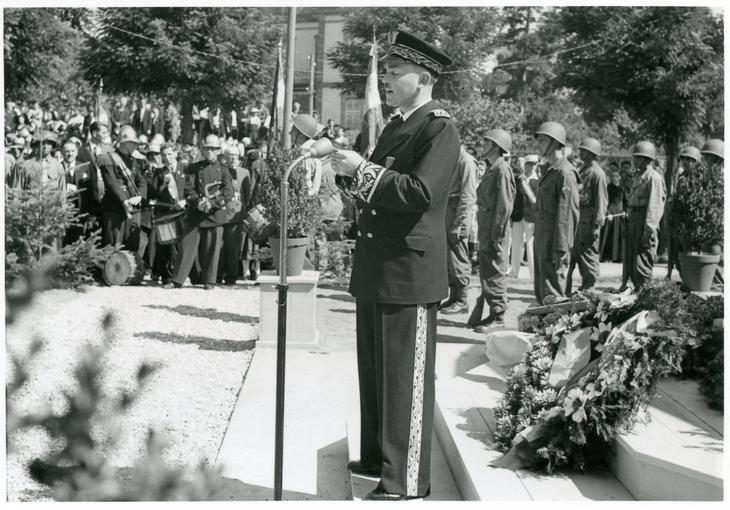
[4, 95, 354, 288]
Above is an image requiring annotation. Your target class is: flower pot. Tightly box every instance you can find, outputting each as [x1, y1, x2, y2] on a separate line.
[679, 252, 721, 292]
[269, 237, 309, 277]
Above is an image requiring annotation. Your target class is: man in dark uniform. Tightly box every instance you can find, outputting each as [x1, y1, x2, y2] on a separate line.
[666, 145, 701, 279]
[97, 125, 148, 254]
[467, 129, 515, 332]
[440, 145, 477, 315]
[533, 121, 581, 304]
[566, 137, 608, 294]
[331, 31, 458, 501]
[621, 141, 666, 291]
[699, 139, 724, 286]
[165, 134, 232, 289]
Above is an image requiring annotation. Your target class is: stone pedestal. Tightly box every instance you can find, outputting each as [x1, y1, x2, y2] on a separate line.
[258, 270, 320, 346]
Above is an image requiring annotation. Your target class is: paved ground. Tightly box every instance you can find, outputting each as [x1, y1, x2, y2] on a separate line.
[213, 261, 677, 500]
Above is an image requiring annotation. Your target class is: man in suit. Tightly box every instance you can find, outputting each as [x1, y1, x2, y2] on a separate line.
[566, 137, 608, 294]
[78, 121, 114, 207]
[61, 140, 96, 245]
[165, 135, 233, 289]
[331, 31, 459, 501]
[217, 143, 249, 285]
[533, 121, 581, 304]
[97, 125, 148, 256]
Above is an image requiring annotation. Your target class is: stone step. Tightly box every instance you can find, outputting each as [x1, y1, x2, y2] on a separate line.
[345, 419, 461, 501]
[434, 362, 634, 501]
[607, 377, 723, 501]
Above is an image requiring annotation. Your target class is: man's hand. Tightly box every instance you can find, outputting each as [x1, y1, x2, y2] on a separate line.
[128, 195, 142, 206]
[330, 149, 364, 177]
[176, 199, 187, 210]
[592, 228, 601, 241]
[553, 250, 569, 267]
[641, 228, 654, 248]
[448, 223, 464, 245]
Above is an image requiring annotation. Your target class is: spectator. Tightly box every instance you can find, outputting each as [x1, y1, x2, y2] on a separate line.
[510, 154, 539, 279]
[601, 167, 626, 262]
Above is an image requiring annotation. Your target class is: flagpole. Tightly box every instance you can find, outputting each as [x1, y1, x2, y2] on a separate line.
[282, 8, 296, 150]
[267, 40, 282, 159]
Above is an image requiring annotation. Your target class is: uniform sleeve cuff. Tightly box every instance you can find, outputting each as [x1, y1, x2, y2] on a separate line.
[350, 160, 386, 203]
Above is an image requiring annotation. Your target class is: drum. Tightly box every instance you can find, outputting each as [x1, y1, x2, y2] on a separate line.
[103, 250, 142, 286]
[153, 211, 185, 245]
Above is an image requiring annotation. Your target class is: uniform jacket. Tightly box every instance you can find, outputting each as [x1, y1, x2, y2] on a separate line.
[535, 157, 581, 254]
[578, 161, 608, 228]
[449, 149, 478, 236]
[184, 159, 234, 228]
[338, 100, 460, 304]
[477, 156, 515, 244]
[627, 166, 666, 232]
[98, 150, 148, 218]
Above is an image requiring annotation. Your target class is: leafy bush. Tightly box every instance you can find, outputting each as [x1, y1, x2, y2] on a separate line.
[669, 163, 724, 252]
[5, 187, 113, 288]
[258, 148, 323, 238]
[6, 273, 222, 501]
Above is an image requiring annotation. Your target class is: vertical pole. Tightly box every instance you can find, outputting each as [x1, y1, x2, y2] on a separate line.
[282, 7, 296, 151]
[308, 55, 316, 115]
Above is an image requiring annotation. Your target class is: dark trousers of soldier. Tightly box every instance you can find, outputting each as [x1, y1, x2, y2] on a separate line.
[478, 241, 508, 317]
[623, 207, 656, 289]
[533, 221, 569, 304]
[355, 300, 437, 498]
[102, 210, 148, 263]
[171, 223, 223, 285]
[566, 222, 601, 295]
[152, 239, 179, 284]
[445, 204, 471, 291]
[218, 222, 244, 283]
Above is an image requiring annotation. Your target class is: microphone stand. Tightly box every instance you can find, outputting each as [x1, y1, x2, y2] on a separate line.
[273, 139, 332, 500]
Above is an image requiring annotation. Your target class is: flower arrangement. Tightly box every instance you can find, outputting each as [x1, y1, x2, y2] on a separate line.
[493, 280, 721, 472]
[257, 148, 322, 239]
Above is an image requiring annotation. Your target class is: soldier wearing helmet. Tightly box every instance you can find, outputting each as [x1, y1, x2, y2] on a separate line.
[439, 145, 477, 315]
[465, 128, 515, 332]
[621, 140, 666, 291]
[566, 137, 608, 294]
[667, 145, 702, 279]
[701, 138, 724, 169]
[532, 121, 581, 304]
[97, 125, 149, 260]
[166, 134, 233, 289]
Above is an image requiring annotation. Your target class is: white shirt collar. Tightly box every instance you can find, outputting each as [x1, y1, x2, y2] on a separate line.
[401, 98, 432, 122]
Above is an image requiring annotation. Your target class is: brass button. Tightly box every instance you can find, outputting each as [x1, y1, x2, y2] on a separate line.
[366, 233, 373, 238]
[357, 231, 362, 237]
[371, 209, 377, 216]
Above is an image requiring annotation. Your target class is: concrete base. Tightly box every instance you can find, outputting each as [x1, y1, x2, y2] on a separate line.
[258, 270, 320, 346]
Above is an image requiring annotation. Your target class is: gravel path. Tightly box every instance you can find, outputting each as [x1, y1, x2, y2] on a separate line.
[6, 282, 260, 502]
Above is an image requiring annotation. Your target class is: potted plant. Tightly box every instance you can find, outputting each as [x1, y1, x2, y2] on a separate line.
[258, 148, 322, 276]
[670, 163, 724, 291]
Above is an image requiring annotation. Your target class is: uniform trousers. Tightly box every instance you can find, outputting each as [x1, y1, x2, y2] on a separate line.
[566, 222, 601, 294]
[477, 211, 510, 316]
[355, 300, 437, 498]
[445, 203, 471, 290]
[218, 222, 244, 283]
[533, 220, 570, 304]
[623, 207, 656, 289]
[509, 219, 534, 280]
[102, 210, 148, 265]
[172, 223, 223, 285]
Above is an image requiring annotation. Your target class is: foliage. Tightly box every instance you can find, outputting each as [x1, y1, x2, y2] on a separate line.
[327, 7, 503, 102]
[5, 187, 113, 288]
[494, 280, 722, 472]
[669, 163, 724, 252]
[258, 148, 323, 238]
[314, 219, 356, 285]
[439, 98, 522, 157]
[4, 8, 95, 109]
[6, 291, 222, 501]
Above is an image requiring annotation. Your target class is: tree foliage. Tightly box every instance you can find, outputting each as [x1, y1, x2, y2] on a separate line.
[328, 7, 503, 102]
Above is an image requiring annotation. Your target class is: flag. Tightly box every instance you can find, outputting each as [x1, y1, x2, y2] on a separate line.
[267, 42, 285, 156]
[361, 41, 384, 157]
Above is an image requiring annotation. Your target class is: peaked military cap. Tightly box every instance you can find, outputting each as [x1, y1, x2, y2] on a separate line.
[380, 30, 453, 76]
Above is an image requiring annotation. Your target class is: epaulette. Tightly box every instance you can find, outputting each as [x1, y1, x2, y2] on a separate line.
[429, 109, 451, 118]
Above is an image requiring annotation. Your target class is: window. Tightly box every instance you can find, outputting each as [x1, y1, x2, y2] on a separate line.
[342, 97, 365, 130]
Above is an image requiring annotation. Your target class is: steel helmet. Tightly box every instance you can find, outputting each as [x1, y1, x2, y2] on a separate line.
[632, 141, 657, 161]
[701, 139, 724, 160]
[485, 129, 512, 153]
[578, 137, 601, 157]
[118, 125, 140, 145]
[292, 114, 319, 140]
[535, 121, 566, 146]
[678, 145, 702, 163]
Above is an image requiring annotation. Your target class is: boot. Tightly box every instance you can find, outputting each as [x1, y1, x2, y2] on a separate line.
[439, 285, 457, 310]
[473, 312, 505, 334]
[441, 286, 469, 314]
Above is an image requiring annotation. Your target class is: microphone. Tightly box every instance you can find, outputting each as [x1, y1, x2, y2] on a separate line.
[301, 137, 333, 159]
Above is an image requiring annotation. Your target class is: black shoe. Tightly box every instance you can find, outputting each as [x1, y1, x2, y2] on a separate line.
[347, 460, 381, 477]
[364, 486, 430, 501]
[473, 314, 504, 333]
[163, 282, 182, 289]
[203, 284, 214, 290]
[440, 300, 469, 315]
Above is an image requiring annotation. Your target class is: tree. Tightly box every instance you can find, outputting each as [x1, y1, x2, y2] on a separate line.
[81, 7, 285, 142]
[4, 8, 94, 110]
[328, 7, 503, 102]
[553, 7, 723, 189]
